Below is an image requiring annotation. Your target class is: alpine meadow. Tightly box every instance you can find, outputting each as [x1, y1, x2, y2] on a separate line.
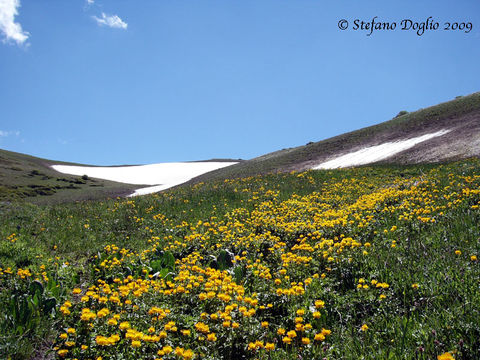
[2, 2, 480, 358]
[1, 94, 480, 360]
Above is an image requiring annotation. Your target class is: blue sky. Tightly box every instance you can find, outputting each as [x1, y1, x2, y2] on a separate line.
[1, 0, 479, 165]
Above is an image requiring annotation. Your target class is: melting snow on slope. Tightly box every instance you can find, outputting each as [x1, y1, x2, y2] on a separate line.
[51, 162, 237, 196]
[313, 129, 451, 170]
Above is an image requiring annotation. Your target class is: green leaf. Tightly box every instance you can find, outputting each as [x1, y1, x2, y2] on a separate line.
[29, 280, 44, 296]
[161, 251, 176, 269]
[42, 297, 57, 315]
[233, 265, 246, 284]
[217, 250, 233, 271]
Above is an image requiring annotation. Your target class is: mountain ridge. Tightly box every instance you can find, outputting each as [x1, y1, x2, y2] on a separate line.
[187, 91, 480, 184]
[1, 92, 479, 202]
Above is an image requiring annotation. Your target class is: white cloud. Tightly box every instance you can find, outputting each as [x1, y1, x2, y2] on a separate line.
[93, 12, 127, 29]
[0, 130, 20, 137]
[86, 0, 94, 4]
[0, 0, 29, 45]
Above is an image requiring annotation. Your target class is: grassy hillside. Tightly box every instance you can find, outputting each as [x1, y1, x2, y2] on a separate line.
[189, 92, 480, 184]
[0, 149, 142, 204]
[1, 159, 479, 359]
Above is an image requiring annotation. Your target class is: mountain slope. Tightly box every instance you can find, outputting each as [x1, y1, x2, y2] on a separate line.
[2, 92, 479, 202]
[0, 149, 139, 204]
[0, 149, 241, 203]
[189, 92, 480, 183]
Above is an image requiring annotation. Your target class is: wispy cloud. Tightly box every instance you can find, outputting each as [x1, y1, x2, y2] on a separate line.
[0, 0, 29, 45]
[93, 12, 127, 29]
[0, 130, 20, 137]
[86, 0, 94, 4]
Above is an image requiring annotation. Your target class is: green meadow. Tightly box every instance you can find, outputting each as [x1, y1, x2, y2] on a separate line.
[1, 159, 479, 360]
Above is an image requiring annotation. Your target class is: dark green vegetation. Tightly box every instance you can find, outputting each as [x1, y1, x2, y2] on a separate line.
[189, 92, 480, 183]
[0, 149, 139, 204]
[1, 159, 479, 359]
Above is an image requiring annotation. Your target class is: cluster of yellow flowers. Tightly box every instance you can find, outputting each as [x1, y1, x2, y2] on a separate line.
[49, 165, 480, 359]
[6, 233, 18, 243]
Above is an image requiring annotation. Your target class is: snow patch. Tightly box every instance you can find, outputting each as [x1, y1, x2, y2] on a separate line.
[313, 129, 451, 170]
[51, 162, 237, 196]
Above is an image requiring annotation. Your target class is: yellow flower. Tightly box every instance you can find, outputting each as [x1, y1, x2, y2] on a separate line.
[60, 306, 71, 316]
[287, 330, 297, 338]
[361, 324, 368, 332]
[313, 311, 321, 319]
[80, 308, 96, 322]
[471, 255, 477, 261]
[119, 321, 131, 330]
[437, 352, 455, 360]
[412, 283, 419, 290]
[455, 250, 462, 255]
[261, 321, 269, 328]
[67, 328, 76, 334]
[321, 328, 331, 336]
[183, 349, 195, 360]
[315, 300, 325, 309]
[131, 340, 141, 348]
[97, 307, 110, 318]
[95, 334, 119, 347]
[265, 342, 275, 351]
[57, 349, 68, 357]
[161, 345, 173, 354]
[302, 337, 310, 345]
[282, 336, 292, 344]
